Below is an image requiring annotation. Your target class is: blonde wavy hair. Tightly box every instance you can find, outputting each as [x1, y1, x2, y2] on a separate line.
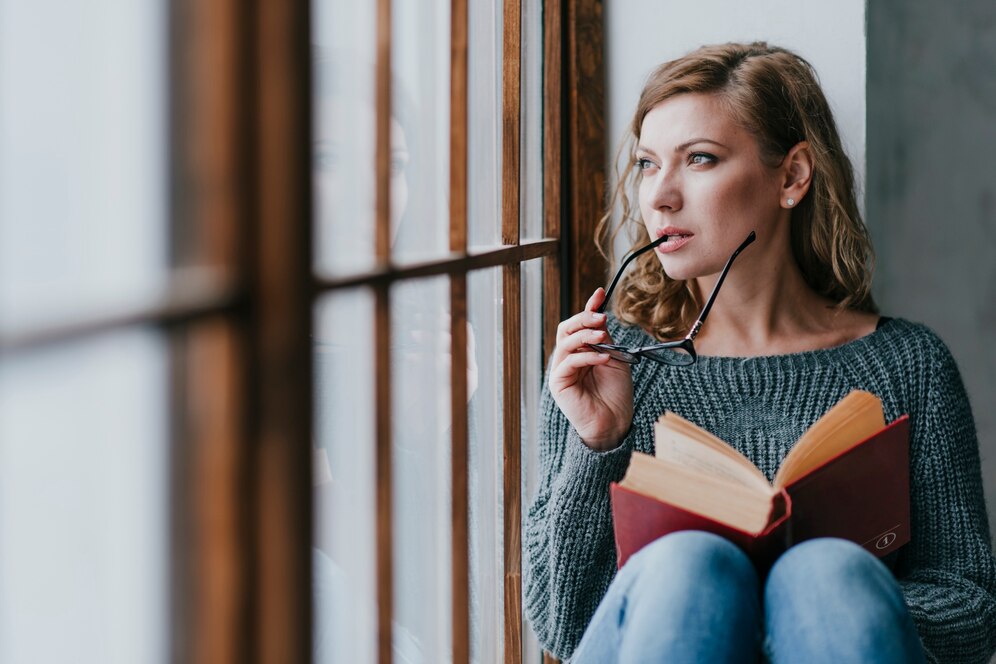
[598, 42, 877, 340]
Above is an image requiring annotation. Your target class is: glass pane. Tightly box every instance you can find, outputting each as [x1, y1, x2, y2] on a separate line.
[391, 277, 452, 659]
[0, 1, 167, 332]
[312, 3, 377, 276]
[468, 0, 502, 250]
[391, 0, 450, 264]
[313, 290, 377, 663]
[520, 0, 544, 242]
[0, 330, 168, 663]
[520, 258, 544, 663]
[313, 0, 451, 274]
[520, 259, 544, 523]
[468, 267, 503, 661]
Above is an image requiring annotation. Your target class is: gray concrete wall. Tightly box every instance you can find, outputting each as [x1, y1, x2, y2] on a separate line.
[867, 2, 996, 541]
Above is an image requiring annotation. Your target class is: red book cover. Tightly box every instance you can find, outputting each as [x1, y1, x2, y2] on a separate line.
[611, 483, 791, 569]
[610, 415, 910, 569]
[784, 415, 910, 557]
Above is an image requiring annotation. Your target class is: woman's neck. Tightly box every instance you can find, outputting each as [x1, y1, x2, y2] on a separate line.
[688, 256, 876, 358]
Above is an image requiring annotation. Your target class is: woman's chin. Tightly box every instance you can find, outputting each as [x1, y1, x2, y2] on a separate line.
[658, 259, 697, 282]
[658, 253, 727, 282]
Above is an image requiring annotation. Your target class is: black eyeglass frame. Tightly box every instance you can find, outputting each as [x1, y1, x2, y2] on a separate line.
[589, 230, 756, 365]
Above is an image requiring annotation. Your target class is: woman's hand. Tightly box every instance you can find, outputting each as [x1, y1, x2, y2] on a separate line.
[548, 288, 634, 451]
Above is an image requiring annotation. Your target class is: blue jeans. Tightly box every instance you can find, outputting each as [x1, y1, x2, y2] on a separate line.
[571, 531, 925, 663]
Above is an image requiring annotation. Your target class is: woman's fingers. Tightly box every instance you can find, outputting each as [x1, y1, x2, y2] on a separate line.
[551, 324, 613, 369]
[555, 311, 607, 342]
[556, 290, 609, 341]
[550, 288, 614, 367]
[549, 348, 612, 389]
[585, 287, 608, 314]
[558, 327, 610, 355]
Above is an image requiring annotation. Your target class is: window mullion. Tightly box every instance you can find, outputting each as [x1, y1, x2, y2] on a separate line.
[543, 0, 564, 360]
[502, 0, 523, 661]
[251, 0, 313, 660]
[450, 0, 471, 660]
[374, 0, 395, 662]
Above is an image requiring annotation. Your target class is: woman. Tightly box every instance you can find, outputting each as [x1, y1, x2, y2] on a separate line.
[524, 42, 996, 663]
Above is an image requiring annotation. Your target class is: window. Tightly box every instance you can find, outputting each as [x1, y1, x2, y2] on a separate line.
[0, 0, 605, 662]
[311, 0, 558, 658]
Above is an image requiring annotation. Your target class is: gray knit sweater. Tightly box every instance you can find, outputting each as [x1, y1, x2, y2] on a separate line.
[524, 316, 996, 663]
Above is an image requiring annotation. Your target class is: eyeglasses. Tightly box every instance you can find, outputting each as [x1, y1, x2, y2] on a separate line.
[589, 230, 756, 366]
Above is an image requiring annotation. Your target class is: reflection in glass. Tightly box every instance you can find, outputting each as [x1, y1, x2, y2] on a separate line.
[0, 1, 167, 330]
[390, 0, 450, 264]
[313, 291, 377, 663]
[313, 0, 451, 277]
[0, 331, 168, 663]
[391, 277, 453, 660]
[520, 258, 545, 663]
[468, 0, 502, 250]
[520, 0, 544, 242]
[312, 0, 378, 276]
[468, 268, 503, 661]
[313, 277, 489, 664]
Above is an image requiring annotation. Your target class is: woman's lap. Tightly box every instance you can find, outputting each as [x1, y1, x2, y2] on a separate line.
[571, 532, 925, 664]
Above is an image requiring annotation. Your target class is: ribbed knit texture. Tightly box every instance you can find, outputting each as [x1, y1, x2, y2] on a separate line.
[523, 317, 996, 663]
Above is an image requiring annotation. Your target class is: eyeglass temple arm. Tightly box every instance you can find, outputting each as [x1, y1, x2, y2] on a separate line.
[686, 231, 756, 341]
[596, 234, 669, 313]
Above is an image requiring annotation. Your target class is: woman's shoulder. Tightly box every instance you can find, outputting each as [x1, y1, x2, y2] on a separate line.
[871, 316, 957, 365]
[861, 316, 970, 410]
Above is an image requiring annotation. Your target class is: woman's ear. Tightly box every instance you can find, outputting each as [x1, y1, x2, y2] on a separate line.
[781, 141, 813, 209]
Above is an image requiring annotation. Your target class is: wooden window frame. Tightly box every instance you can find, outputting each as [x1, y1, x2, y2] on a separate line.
[0, 0, 604, 662]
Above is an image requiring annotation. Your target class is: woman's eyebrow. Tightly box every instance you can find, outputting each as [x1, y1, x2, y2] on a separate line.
[674, 138, 728, 152]
[635, 138, 729, 157]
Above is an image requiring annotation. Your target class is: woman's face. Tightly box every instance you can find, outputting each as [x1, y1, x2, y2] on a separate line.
[636, 93, 785, 281]
[313, 98, 410, 272]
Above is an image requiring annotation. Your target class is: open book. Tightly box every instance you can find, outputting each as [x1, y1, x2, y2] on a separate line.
[610, 391, 910, 569]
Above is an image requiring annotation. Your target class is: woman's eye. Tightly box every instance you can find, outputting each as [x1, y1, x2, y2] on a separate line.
[635, 157, 655, 171]
[688, 152, 716, 166]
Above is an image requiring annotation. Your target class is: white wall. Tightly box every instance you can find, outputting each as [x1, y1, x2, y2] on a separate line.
[605, 0, 866, 222]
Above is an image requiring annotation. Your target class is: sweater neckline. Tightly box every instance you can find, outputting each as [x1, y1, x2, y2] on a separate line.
[684, 316, 900, 371]
[617, 316, 904, 376]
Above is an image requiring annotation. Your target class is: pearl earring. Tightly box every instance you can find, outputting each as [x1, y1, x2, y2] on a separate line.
[787, 198, 795, 207]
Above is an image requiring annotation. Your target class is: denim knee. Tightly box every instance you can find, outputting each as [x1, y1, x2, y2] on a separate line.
[626, 530, 757, 590]
[614, 531, 762, 663]
[764, 538, 924, 663]
[767, 537, 897, 601]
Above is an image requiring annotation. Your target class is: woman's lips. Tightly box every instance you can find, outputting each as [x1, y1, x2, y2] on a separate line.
[655, 228, 693, 254]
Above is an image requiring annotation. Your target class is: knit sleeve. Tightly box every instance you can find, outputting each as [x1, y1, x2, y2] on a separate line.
[896, 335, 996, 663]
[523, 373, 633, 660]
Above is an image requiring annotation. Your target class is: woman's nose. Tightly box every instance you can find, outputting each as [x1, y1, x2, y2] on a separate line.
[646, 169, 682, 212]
